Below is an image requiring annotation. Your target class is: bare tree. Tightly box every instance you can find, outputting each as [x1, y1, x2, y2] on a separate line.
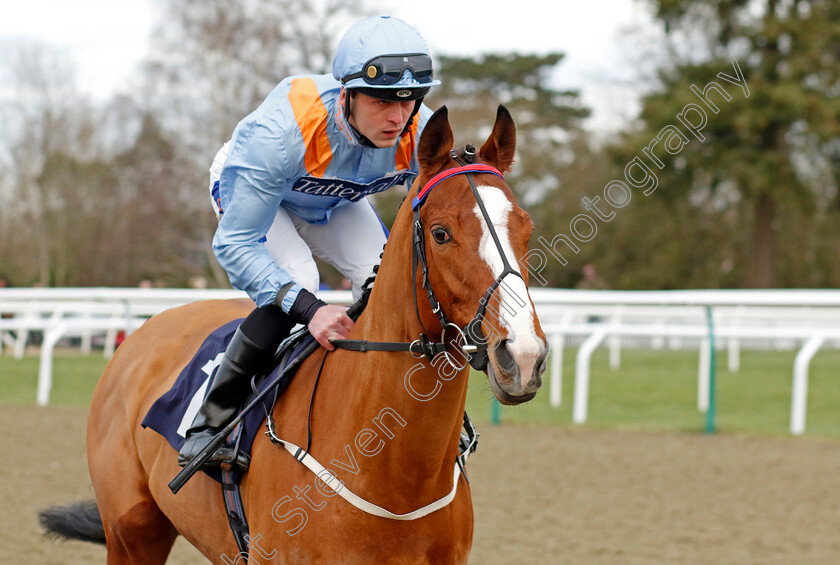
[0, 40, 97, 286]
[143, 0, 366, 161]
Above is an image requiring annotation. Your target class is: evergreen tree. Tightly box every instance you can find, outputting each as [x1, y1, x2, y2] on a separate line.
[427, 53, 590, 207]
[611, 0, 840, 288]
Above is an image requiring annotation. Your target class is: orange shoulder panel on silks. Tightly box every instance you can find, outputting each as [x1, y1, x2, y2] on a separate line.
[395, 115, 419, 171]
[288, 78, 334, 178]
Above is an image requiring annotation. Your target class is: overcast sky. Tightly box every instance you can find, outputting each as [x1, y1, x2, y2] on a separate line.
[0, 0, 659, 133]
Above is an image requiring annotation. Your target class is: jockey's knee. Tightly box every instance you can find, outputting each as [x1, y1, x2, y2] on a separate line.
[288, 262, 320, 296]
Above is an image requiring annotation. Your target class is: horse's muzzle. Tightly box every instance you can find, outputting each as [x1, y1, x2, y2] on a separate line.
[486, 338, 547, 405]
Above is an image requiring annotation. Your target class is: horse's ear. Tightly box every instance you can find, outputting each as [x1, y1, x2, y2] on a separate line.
[418, 106, 454, 172]
[479, 105, 516, 173]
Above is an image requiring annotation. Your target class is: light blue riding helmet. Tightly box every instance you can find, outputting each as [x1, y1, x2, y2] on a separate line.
[333, 15, 441, 102]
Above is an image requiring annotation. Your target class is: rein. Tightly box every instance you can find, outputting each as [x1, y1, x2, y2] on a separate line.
[332, 145, 524, 373]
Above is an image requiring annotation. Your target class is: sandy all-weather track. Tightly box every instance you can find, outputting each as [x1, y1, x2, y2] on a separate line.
[3, 404, 839, 564]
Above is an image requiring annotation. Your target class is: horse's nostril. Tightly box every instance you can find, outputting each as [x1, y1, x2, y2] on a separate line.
[537, 354, 547, 377]
[541, 344, 550, 370]
[494, 340, 517, 374]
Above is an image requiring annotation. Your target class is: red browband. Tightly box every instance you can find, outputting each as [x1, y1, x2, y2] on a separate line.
[411, 164, 504, 210]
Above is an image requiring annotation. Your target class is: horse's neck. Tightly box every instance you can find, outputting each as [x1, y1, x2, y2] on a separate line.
[317, 218, 469, 485]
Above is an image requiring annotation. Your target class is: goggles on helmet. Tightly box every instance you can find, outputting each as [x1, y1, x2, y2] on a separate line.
[341, 53, 434, 86]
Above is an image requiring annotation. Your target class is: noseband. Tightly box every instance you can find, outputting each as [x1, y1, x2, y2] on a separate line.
[411, 146, 525, 371]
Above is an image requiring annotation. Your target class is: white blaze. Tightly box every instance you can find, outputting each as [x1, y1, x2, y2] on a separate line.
[473, 186, 543, 386]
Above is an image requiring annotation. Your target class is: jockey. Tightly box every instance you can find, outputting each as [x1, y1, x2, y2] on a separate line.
[178, 15, 441, 470]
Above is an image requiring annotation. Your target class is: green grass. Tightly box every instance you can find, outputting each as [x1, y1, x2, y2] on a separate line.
[2, 347, 838, 438]
[464, 348, 840, 439]
[0, 352, 109, 406]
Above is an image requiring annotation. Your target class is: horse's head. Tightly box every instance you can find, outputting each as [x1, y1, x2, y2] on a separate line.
[411, 105, 548, 405]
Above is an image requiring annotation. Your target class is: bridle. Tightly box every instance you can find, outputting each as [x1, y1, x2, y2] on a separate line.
[412, 146, 525, 371]
[277, 147, 512, 526]
[333, 145, 525, 372]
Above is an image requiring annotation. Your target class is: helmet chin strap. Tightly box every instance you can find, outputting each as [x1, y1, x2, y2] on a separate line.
[343, 90, 376, 147]
[403, 98, 423, 135]
[354, 128, 378, 148]
[343, 89, 424, 148]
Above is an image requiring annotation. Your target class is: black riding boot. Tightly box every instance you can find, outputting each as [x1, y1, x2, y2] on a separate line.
[178, 306, 295, 471]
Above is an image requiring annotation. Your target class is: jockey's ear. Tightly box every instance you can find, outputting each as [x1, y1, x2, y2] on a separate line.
[479, 105, 516, 173]
[418, 106, 454, 174]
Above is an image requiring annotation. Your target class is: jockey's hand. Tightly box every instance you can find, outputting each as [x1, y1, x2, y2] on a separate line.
[308, 305, 354, 351]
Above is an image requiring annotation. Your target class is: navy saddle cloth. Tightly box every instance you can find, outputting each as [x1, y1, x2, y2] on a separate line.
[141, 318, 313, 482]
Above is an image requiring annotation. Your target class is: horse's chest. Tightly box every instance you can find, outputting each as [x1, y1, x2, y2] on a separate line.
[248, 497, 473, 564]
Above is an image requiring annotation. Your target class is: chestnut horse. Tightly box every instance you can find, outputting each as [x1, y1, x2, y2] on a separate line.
[45, 106, 547, 564]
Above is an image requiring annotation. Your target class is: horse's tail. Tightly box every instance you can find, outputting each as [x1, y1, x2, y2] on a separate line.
[38, 500, 106, 545]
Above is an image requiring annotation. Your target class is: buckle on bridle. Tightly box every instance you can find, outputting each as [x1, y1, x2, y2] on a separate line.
[408, 339, 425, 359]
[440, 323, 470, 371]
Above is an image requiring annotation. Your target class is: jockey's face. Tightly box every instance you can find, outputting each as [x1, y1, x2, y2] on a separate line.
[346, 90, 415, 148]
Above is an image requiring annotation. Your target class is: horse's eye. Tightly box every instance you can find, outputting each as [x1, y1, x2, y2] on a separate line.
[431, 227, 451, 244]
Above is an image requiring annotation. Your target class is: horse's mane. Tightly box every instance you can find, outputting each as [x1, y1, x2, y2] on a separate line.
[347, 245, 384, 322]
